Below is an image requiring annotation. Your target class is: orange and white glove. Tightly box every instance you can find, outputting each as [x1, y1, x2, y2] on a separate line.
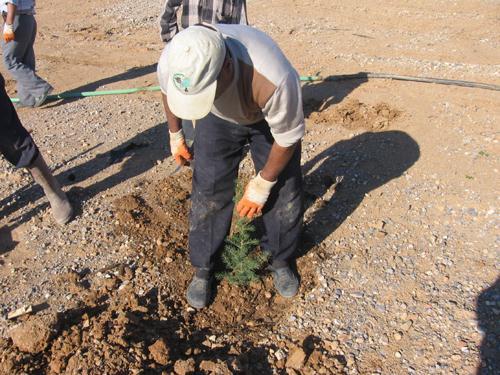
[236, 172, 277, 219]
[3, 24, 14, 43]
[169, 129, 192, 166]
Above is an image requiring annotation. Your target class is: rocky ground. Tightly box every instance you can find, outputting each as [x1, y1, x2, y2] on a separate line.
[0, 0, 499, 374]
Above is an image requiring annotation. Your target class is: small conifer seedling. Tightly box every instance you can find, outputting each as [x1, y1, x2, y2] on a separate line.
[217, 179, 268, 285]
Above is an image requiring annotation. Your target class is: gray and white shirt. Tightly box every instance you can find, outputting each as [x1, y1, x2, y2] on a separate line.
[158, 24, 305, 147]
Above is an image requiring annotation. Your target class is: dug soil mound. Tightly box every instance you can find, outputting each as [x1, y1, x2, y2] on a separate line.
[0, 171, 339, 374]
[308, 99, 401, 130]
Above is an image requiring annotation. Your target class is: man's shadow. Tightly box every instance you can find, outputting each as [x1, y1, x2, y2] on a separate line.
[299, 130, 420, 255]
[476, 277, 499, 374]
[302, 75, 369, 117]
[45, 64, 158, 108]
[0, 122, 169, 237]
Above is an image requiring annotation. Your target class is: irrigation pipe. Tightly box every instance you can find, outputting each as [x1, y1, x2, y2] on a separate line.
[300, 72, 500, 91]
[9, 72, 500, 103]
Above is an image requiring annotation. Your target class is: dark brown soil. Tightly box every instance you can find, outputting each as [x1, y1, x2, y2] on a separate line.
[0, 171, 333, 374]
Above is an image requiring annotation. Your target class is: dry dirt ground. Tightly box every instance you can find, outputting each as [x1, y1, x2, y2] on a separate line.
[0, 0, 499, 374]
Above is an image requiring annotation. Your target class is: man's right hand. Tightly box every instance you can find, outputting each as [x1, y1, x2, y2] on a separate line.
[3, 24, 14, 43]
[169, 129, 192, 166]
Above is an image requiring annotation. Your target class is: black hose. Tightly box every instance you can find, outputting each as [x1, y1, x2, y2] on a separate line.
[312, 72, 500, 91]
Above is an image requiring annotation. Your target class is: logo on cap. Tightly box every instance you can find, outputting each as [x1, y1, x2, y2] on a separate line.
[173, 73, 191, 93]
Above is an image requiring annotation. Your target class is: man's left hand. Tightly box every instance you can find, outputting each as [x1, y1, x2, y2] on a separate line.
[236, 172, 277, 219]
[3, 24, 14, 43]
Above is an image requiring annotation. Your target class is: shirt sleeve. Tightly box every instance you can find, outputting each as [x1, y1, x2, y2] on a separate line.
[262, 71, 305, 147]
[159, 0, 182, 43]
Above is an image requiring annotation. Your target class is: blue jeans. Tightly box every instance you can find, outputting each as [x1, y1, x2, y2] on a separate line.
[1, 14, 52, 106]
[188, 112, 303, 270]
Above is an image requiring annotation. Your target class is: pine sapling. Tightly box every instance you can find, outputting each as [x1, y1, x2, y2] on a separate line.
[217, 179, 269, 285]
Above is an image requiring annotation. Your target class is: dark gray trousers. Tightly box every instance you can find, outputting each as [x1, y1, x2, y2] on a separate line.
[188, 113, 303, 270]
[1, 14, 52, 107]
[0, 73, 38, 168]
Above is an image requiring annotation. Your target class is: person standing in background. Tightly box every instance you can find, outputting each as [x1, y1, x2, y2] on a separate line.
[159, 0, 248, 44]
[1, 0, 53, 107]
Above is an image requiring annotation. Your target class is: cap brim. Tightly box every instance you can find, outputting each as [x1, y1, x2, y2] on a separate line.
[166, 78, 217, 120]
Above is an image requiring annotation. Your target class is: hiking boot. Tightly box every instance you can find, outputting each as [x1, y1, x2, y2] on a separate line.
[271, 265, 299, 298]
[28, 154, 73, 225]
[186, 274, 212, 309]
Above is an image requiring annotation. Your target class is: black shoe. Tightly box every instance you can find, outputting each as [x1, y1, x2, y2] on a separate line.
[186, 275, 212, 309]
[271, 265, 299, 298]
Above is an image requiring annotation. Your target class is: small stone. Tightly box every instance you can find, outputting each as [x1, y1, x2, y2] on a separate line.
[199, 360, 231, 374]
[174, 358, 195, 375]
[350, 292, 364, 298]
[346, 354, 356, 367]
[324, 340, 340, 351]
[393, 332, 403, 341]
[395, 351, 402, 359]
[401, 320, 413, 332]
[148, 339, 170, 365]
[378, 335, 389, 346]
[286, 347, 307, 370]
[9, 315, 56, 354]
[275, 349, 286, 361]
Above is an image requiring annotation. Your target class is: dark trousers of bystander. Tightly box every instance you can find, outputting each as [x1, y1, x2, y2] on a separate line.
[0, 73, 38, 168]
[188, 112, 303, 271]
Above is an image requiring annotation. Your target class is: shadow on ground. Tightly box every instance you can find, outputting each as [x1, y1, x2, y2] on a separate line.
[302, 75, 368, 118]
[476, 277, 499, 375]
[0, 73, 367, 252]
[0, 122, 169, 240]
[44, 64, 157, 108]
[299, 130, 420, 255]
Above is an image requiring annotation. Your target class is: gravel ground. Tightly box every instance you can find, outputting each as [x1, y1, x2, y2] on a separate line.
[0, 0, 498, 374]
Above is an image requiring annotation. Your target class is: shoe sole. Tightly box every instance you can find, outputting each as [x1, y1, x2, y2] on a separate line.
[54, 208, 74, 225]
[272, 271, 299, 298]
[186, 292, 211, 309]
[186, 281, 212, 309]
[33, 87, 54, 108]
[274, 285, 299, 298]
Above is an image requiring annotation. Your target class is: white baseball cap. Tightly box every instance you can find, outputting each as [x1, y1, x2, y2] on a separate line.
[164, 25, 226, 120]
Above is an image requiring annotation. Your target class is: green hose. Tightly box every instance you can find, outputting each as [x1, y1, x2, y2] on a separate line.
[9, 73, 499, 103]
[9, 85, 162, 103]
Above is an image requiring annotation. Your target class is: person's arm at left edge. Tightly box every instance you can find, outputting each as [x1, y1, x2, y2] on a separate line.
[3, 2, 16, 43]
